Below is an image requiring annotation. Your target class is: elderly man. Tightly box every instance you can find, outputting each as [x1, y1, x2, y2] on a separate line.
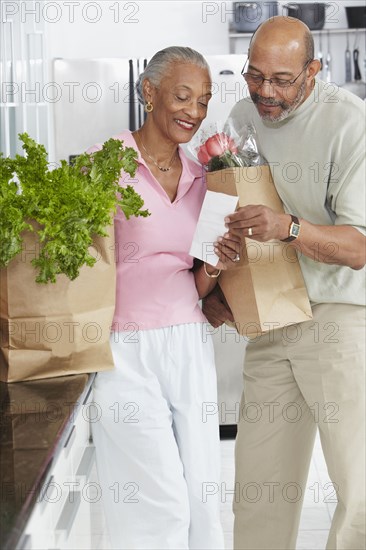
[204, 16, 366, 550]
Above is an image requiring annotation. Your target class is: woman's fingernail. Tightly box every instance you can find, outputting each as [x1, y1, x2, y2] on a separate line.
[224, 217, 230, 223]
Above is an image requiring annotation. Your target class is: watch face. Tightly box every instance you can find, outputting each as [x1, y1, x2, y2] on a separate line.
[290, 223, 301, 238]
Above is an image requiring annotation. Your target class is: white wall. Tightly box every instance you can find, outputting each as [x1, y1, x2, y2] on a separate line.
[42, 0, 365, 78]
[44, 1, 231, 60]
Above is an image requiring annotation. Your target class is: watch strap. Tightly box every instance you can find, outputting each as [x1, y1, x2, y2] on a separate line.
[281, 215, 300, 243]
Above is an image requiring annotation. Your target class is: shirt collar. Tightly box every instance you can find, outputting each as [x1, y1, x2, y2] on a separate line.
[112, 130, 203, 203]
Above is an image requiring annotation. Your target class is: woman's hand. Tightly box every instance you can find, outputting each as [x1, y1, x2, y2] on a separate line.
[202, 286, 234, 328]
[193, 233, 243, 299]
[214, 232, 243, 270]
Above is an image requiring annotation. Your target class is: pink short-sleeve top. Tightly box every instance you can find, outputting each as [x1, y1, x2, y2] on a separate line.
[89, 130, 207, 332]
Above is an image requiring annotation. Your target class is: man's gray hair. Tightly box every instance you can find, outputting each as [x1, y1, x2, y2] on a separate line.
[135, 46, 211, 105]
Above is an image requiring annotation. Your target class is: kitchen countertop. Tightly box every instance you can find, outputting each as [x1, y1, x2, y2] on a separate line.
[0, 372, 96, 550]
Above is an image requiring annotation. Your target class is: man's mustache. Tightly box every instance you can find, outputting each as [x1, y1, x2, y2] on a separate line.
[252, 94, 286, 108]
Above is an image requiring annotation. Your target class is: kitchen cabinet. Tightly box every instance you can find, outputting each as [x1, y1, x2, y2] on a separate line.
[0, 373, 97, 550]
[16, 384, 95, 550]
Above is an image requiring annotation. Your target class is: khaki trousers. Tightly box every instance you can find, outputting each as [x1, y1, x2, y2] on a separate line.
[234, 303, 366, 550]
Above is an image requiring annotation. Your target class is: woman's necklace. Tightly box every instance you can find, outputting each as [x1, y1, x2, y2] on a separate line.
[136, 131, 177, 172]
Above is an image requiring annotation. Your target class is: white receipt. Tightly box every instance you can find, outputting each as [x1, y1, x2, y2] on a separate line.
[189, 190, 238, 267]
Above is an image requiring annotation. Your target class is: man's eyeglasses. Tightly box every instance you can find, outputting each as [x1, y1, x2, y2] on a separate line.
[241, 59, 313, 89]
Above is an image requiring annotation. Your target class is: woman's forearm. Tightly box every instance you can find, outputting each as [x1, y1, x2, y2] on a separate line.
[194, 262, 221, 299]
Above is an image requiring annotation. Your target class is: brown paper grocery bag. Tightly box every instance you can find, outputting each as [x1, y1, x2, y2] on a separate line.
[207, 166, 313, 339]
[0, 227, 116, 382]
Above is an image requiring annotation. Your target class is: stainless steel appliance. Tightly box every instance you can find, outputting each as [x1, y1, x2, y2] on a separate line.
[346, 6, 366, 29]
[283, 3, 328, 30]
[53, 54, 248, 161]
[232, 2, 278, 33]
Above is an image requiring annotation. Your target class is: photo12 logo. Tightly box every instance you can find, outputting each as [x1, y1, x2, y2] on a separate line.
[1, 1, 140, 24]
[0, 80, 143, 106]
[201, 2, 340, 26]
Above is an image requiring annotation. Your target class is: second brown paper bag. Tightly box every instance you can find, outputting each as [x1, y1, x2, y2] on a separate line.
[207, 166, 313, 339]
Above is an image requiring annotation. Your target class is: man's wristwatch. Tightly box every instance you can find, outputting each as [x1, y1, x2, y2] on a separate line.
[281, 215, 301, 242]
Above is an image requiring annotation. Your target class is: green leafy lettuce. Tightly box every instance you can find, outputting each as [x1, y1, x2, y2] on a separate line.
[0, 133, 149, 283]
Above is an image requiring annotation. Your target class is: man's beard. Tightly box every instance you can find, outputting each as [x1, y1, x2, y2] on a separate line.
[251, 78, 307, 122]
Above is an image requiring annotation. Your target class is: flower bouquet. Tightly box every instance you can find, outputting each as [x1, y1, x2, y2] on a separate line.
[196, 131, 241, 170]
[190, 120, 264, 172]
[189, 120, 312, 339]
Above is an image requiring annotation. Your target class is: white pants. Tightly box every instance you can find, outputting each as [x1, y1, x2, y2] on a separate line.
[234, 303, 366, 550]
[92, 323, 224, 550]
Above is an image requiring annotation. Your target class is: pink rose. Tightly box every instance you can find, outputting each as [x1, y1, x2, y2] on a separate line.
[197, 143, 212, 164]
[197, 132, 238, 164]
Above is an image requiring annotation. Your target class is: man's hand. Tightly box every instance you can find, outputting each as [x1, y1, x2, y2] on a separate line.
[225, 205, 290, 242]
[202, 286, 234, 328]
[225, 205, 366, 270]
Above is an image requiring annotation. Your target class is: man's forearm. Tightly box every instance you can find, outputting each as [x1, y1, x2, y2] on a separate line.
[292, 221, 366, 270]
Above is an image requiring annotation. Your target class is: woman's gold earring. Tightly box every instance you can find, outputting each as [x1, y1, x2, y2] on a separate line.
[145, 101, 153, 113]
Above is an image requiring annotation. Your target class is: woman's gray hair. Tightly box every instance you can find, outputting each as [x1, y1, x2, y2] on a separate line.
[135, 46, 211, 105]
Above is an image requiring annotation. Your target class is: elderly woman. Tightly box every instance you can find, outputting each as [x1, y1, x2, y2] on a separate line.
[91, 47, 237, 549]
